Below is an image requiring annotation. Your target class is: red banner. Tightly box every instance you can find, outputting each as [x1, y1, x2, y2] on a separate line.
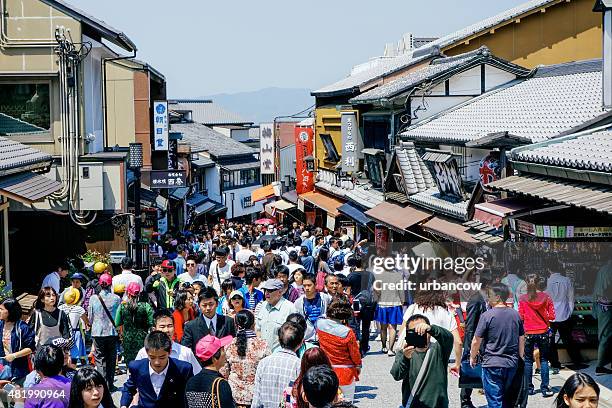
[295, 126, 314, 194]
[375, 224, 389, 256]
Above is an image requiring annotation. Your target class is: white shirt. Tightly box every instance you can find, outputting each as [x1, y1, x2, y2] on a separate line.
[403, 304, 457, 344]
[149, 362, 169, 396]
[136, 341, 202, 375]
[112, 270, 144, 300]
[41, 271, 61, 294]
[209, 260, 235, 294]
[178, 272, 207, 284]
[203, 314, 218, 333]
[235, 248, 256, 264]
[546, 273, 574, 322]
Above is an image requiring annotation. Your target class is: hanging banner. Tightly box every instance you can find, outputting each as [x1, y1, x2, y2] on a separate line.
[153, 101, 169, 151]
[341, 111, 361, 172]
[168, 139, 178, 169]
[295, 126, 315, 194]
[375, 224, 389, 256]
[260, 123, 275, 175]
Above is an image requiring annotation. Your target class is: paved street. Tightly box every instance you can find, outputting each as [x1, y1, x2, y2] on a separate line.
[356, 340, 612, 408]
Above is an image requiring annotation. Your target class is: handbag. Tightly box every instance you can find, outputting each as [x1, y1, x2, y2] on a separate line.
[0, 358, 12, 380]
[211, 377, 223, 408]
[459, 350, 482, 389]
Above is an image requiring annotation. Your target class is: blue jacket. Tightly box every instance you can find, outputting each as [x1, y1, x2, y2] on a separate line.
[0, 320, 35, 379]
[121, 357, 193, 408]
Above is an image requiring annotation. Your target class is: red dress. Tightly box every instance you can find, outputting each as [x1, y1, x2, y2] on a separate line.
[172, 307, 195, 342]
[317, 319, 362, 386]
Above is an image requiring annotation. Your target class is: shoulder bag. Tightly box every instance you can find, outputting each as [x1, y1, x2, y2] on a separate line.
[211, 377, 223, 408]
[405, 348, 432, 408]
[96, 294, 117, 329]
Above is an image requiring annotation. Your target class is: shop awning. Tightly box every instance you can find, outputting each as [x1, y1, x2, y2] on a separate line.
[193, 200, 227, 216]
[300, 191, 344, 217]
[192, 156, 215, 169]
[474, 198, 541, 228]
[365, 202, 431, 232]
[488, 175, 612, 215]
[338, 203, 373, 226]
[210, 204, 227, 216]
[186, 192, 207, 207]
[265, 199, 295, 215]
[138, 188, 168, 211]
[282, 190, 298, 204]
[422, 217, 479, 245]
[169, 187, 189, 201]
[252, 184, 278, 203]
[0, 172, 61, 204]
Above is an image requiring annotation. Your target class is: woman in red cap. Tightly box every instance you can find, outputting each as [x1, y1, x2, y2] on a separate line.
[114, 282, 153, 362]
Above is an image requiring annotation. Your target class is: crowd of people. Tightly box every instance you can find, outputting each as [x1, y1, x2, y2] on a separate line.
[0, 220, 607, 408]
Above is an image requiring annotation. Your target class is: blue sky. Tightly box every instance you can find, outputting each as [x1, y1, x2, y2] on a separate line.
[69, 0, 528, 96]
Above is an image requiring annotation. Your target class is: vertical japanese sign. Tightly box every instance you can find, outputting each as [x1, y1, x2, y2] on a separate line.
[260, 123, 275, 175]
[168, 139, 178, 169]
[153, 101, 169, 151]
[375, 224, 389, 256]
[341, 111, 361, 172]
[295, 126, 314, 194]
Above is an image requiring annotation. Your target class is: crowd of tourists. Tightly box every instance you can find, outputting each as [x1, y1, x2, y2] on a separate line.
[0, 220, 608, 408]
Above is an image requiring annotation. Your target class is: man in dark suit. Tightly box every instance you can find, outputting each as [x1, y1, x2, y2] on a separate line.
[182, 286, 236, 354]
[121, 330, 193, 408]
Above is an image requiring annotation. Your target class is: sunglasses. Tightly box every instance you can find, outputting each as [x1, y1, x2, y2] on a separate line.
[187, 263, 197, 267]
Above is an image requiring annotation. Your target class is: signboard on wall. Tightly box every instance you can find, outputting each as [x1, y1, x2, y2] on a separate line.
[295, 126, 315, 194]
[260, 123, 275, 175]
[151, 170, 186, 188]
[153, 101, 169, 151]
[341, 112, 361, 172]
[168, 139, 178, 169]
[326, 214, 336, 230]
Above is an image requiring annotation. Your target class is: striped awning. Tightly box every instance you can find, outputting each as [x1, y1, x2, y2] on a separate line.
[487, 175, 612, 215]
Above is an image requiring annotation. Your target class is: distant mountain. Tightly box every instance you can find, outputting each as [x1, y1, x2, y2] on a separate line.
[204, 87, 314, 125]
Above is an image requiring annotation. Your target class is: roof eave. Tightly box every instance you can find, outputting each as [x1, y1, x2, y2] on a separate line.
[40, 0, 137, 52]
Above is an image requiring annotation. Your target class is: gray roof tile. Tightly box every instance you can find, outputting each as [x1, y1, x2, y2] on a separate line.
[172, 122, 257, 159]
[350, 47, 530, 104]
[312, 52, 436, 97]
[0, 171, 61, 202]
[407, 187, 469, 220]
[512, 129, 612, 171]
[0, 113, 48, 136]
[388, 141, 436, 196]
[169, 100, 252, 126]
[0, 136, 53, 173]
[400, 60, 605, 143]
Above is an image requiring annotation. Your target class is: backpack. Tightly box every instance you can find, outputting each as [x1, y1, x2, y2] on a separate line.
[327, 250, 346, 269]
[354, 271, 376, 307]
[315, 271, 327, 292]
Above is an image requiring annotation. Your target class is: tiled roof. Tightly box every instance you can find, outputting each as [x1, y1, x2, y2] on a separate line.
[172, 122, 257, 159]
[312, 51, 436, 97]
[387, 141, 436, 196]
[400, 59, 606, 143]
[0, 172, 61, 203]
[407, 188, 469, 220]
[350, 47, 530, 104]
[169, 100, 252, 126]
[0, 136, 53, 174]
[415, 0, 560, 54]
[511, 129, 612, 172]
[315, 180, 384, 209]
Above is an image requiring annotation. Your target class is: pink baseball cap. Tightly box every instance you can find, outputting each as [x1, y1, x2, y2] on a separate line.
[195, 334, 233, 361]
[126, 282, 141, 297]
[99, 273, 112, 287]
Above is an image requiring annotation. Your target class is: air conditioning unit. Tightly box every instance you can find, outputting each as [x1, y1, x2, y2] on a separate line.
[78, 162, 104, 210]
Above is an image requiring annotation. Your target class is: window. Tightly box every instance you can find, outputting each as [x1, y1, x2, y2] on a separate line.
[198, 172, 207, 193]
[0, 82, 51, 137]
[365, 152, 385, 188]
[320, 134, 340, 162]
[363, 116, 391, 152]
[222, 168, 260, 190]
